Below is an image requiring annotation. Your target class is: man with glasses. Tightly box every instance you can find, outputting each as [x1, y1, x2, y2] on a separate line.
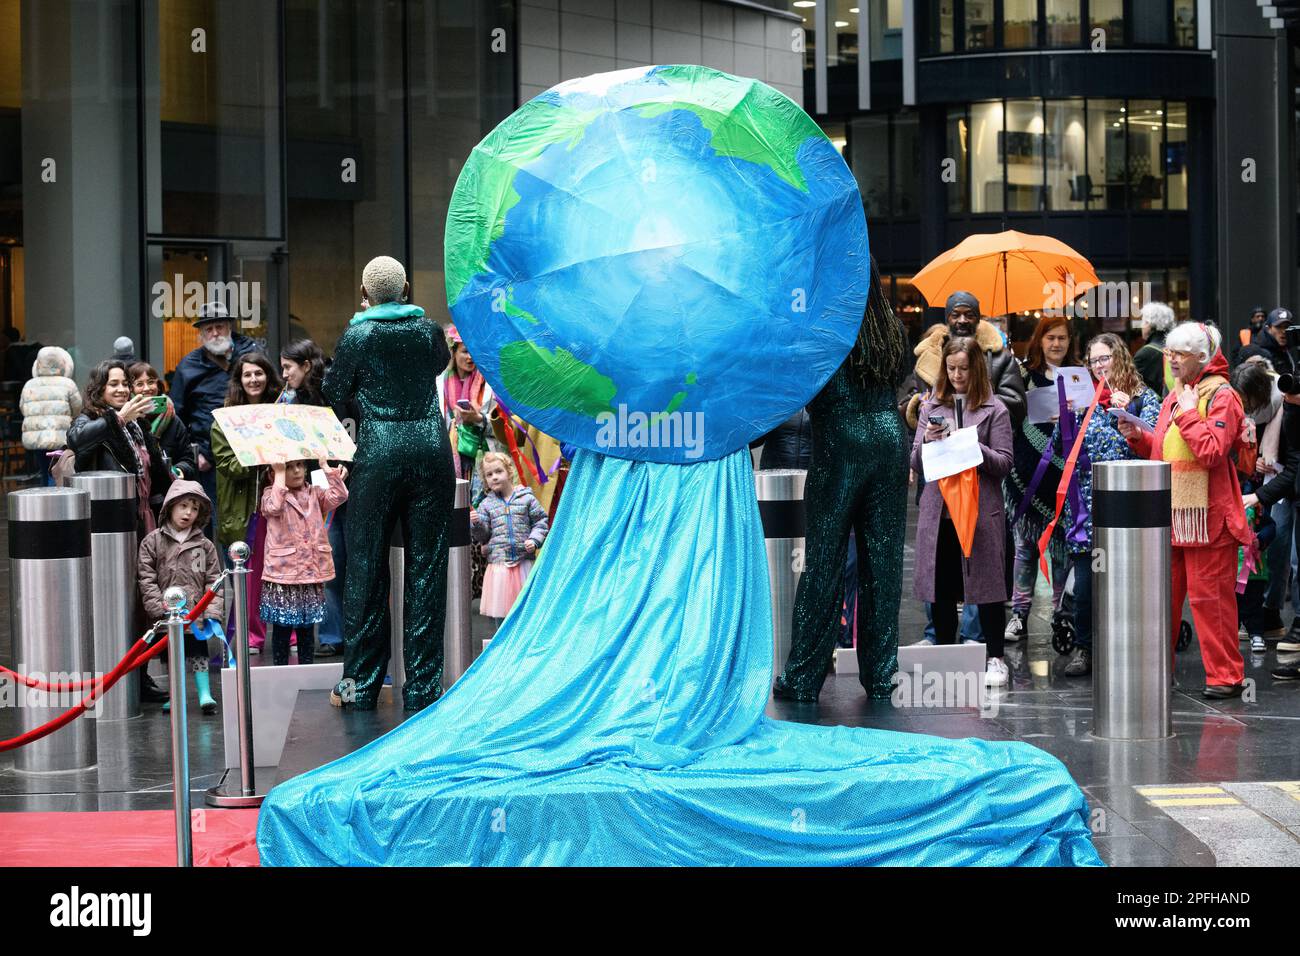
[170, 302, 259, 538]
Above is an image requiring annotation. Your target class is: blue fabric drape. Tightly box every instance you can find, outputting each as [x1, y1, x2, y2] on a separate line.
[257, 449, 1101, 866]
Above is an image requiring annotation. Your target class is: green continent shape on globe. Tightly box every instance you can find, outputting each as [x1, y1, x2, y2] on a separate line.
[499, 340, 618, 418]
[445, 67, 827, 306]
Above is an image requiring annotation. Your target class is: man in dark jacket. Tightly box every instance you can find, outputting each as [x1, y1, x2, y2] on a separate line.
[170, 302, 258, 538]
[1257, 308, 1295, 374]
[903, 291, 1026, 429]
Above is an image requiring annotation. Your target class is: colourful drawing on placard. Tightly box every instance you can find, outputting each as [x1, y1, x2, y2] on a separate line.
[212, 404, 357, 466]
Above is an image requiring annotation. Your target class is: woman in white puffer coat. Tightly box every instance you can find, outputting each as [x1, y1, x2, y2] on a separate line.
[20, 346, 82, 456]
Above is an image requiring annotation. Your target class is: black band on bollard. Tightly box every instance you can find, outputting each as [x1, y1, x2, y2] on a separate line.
[758, 499, 806, 539]
[90, 498, 138, 535]
[449, 507, 471, 548]
[8, 518, 93, 560]
[1093, 488, 1171, 530]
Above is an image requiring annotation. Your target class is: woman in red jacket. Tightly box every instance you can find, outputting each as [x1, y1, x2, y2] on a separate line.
[1117, 322, 1251, 698]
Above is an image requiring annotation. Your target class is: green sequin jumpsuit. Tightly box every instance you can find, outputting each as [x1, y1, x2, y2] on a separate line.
[774, 360, 908, 700]
[323, 305, 455, 711]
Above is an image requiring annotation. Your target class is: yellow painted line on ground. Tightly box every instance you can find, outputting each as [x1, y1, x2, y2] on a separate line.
[1148, 796, 1241, 808]
[1137, 786, 1226, 797]
[1265, 781, 1300, 792]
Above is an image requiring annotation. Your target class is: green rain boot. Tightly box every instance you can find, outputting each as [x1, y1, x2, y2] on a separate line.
[194, 669, 217, 715]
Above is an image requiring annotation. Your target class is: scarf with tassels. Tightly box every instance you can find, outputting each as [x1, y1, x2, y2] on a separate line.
[1161, 374, 1228, 545]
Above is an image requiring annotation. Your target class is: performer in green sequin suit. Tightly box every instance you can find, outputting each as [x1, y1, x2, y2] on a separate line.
[774, 261, 910, 701]
[323, 256, 456, 711]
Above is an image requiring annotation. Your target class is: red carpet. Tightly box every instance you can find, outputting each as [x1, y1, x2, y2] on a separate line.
[0, 810, 261, 866]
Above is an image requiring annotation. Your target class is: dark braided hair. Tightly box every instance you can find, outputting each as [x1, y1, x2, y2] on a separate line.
[845, 257, 908, 389]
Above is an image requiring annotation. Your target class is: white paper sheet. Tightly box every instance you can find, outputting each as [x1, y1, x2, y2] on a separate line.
[920, 425, 983, 481]
[1055, 366, 1096, 407]
[1026, 387, 1061, 424]
[1107, 406, 1153, 433]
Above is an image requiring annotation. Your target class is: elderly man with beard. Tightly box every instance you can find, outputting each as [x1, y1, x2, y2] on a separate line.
[171, 301, 258, 538]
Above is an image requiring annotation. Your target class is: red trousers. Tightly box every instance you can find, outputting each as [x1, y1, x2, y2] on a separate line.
[1172, 536, 1244, 687]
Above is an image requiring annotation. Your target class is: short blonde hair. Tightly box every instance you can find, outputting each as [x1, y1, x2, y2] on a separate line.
[478, 451, 517, 486]
[361, 255, 407, 304]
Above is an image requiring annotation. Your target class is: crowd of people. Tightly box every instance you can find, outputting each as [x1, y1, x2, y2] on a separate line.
[21, 262, 556, 716]
[16, 252, 1300, 712]
[900, 291, 1300, 696]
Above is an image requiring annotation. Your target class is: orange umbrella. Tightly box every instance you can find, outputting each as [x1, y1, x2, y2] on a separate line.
[912, 230, 1100, 317]
[937, 468, 979, 558]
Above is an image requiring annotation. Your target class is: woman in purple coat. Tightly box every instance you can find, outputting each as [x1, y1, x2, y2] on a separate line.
[911, 337, 1015, 686]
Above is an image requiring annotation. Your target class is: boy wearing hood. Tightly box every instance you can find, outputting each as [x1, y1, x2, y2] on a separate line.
[138, 480, 226, 714]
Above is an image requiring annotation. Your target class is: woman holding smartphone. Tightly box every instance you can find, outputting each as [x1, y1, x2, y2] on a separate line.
[911, 337, 1015, 686]
[128, 362, 197, 482]
[436, 325, 500, 495]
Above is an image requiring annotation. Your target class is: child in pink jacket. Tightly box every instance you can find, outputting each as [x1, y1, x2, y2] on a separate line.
[260, 458, 348, 665]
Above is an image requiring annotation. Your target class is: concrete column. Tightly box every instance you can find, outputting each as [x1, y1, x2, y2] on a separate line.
[1213, 0, 1296, 336]
[20, 0, 141, 373]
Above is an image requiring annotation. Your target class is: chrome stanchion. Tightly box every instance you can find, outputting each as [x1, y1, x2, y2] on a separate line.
[206, 541, 266, 807]
[164, 586, 192, 867]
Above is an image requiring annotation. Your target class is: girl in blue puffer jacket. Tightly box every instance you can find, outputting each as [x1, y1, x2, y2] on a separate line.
[471, 452, 549, 625]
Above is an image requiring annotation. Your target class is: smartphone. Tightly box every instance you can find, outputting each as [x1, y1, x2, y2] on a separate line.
[456, 399, 474, 410]
[928, 415, 946, 427]
[151, 396, 167, 414]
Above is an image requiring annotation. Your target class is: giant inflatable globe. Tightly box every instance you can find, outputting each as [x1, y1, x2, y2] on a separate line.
[444, 64, 869, 463]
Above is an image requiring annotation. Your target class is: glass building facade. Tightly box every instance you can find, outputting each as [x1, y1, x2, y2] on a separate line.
[789, 0, 1276, 351]
[0, 0, 514, 378]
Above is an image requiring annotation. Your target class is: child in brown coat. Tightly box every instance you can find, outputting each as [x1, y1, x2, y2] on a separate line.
[138, 480, 225, 714]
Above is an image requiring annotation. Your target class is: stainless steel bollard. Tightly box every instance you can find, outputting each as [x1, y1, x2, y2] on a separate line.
[205, 541, 264, 807]
[1093, 460, 1173, 740]
[9, 488, 96, 773]
[388, 478, 473, 696]
[444, 478, 473, 685]
[71, 472, 140, 721]
[164, 586, 192, 867]
[755, 469, 807, 685]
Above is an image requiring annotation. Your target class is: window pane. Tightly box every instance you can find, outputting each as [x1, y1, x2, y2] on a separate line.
[154, 0, 282, 238]
[1174, 0, 1196, 47]
[1167, 268, 1190, 320]
[1046, 0, 1081, 46]
[1004, 100, 1043, 211]
[893, 112, 920, 217]
[1087, 99, 1126, 210]
[848, 116, 890, 220]
[284, 0, 406, 354]
[869, 0, 904, 60]
[928, 0, 955, 53]
[946, 107, 968, 213]
[1126, 99, 1164, 209]
[1045, 99, 1086, 210]
[1133, 1, 1169, 45]
[1003, 0, 1037, 49]
[1090, 0, 1124, 47]
[965, 0, 993, 51]
[829, 0, 859, 66]
[1165, 102, 1188, 210]
[893, 274, 926, 345]
[971, 101, 1004, 213]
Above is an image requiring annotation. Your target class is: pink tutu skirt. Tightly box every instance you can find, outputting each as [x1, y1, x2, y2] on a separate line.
[480, 560, 534, 619]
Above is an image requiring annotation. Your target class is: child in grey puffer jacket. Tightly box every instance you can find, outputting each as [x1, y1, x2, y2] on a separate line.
[471, 451, 549, 624]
